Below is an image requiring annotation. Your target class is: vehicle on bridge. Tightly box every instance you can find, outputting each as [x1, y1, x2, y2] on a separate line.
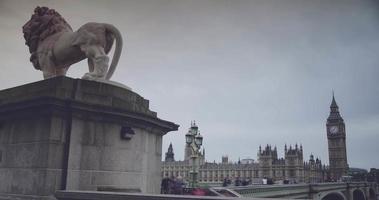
[340, 175, 353, 183]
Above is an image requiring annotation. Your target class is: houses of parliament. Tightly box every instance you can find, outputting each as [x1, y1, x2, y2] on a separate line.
[161, 95, 349, 184]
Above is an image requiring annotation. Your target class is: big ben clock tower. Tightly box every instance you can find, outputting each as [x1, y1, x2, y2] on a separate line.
[326, 94, 349, 181]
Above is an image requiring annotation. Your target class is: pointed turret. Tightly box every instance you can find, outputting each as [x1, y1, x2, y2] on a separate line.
[330, 91, 338, 108]
[168, 143, 173, 152]
[165, 143, 175, 162]
[310, 154, 314, 161]
[327, 93, 343, 122]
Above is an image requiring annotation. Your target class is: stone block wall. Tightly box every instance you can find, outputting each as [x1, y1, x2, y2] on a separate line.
[0, 116, 65, 199]
[0, 77, 178, 199]
[65, 118, 164, 193]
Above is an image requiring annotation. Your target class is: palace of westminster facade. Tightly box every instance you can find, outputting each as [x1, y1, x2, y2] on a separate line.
[161, 95, 349, 184]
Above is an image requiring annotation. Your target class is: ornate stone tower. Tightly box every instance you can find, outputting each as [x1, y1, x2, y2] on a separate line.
[165, 143, 175, 162]
[326, 94, 349, 181]
[258, 145, 276, 178]
[284, 144, 304, 183]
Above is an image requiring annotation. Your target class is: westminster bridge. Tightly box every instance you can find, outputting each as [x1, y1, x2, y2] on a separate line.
[229, 182, 378, 200]
[55, 182, 378, 200]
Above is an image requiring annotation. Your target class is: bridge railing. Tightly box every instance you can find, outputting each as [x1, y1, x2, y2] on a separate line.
[230, 184, 310, 198]
[229, 182, 378, 198]
[55, 190, 298, 200]
[54, 182, 378, 200]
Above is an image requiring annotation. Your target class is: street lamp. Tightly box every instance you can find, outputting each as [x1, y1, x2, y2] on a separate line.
[185, 132, 193, 145]
[195, 134, 203, 147]
[185, 123, 203, 188]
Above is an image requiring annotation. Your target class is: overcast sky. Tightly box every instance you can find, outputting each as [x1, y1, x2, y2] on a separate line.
[0, 0, 378, 170]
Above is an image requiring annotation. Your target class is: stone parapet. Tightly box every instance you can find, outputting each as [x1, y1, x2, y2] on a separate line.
[55, 190, 292, 200]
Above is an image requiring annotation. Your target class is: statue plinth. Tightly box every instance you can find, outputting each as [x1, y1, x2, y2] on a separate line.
[0, 77, 178, 199]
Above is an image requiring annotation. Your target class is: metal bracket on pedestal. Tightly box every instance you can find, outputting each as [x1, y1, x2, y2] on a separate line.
[120, 126, 135, 140]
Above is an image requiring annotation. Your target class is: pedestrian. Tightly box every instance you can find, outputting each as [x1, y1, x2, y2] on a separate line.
[161, 175, 170, 194]
[168, 176, 176, 194]
[173, 176, 184, 194]
[222, 178, 228, 187]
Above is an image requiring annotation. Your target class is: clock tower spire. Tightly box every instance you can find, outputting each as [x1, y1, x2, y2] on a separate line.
[326, 94, 349, 181]
[328, 93, 342, 121]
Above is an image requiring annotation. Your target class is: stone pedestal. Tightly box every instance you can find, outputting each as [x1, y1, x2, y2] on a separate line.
[0, 77, 178, 200]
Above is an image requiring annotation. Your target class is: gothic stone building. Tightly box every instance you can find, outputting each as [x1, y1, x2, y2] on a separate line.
[162, 143, 326, 184]
[162, 126, 326, 185]
[257, 144, 326, 183]
[162, 95, 348, 185]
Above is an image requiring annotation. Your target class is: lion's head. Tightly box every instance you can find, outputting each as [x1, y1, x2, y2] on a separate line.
[22, 6, 72, 69]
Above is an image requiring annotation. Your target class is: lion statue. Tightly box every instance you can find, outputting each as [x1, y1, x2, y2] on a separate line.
[23, 6, 122, 80]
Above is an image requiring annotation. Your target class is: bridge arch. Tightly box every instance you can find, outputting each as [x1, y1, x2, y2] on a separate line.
[368, 188, 376, 200]
[353, 188, 366, 200]
[321, 191, 347, 200]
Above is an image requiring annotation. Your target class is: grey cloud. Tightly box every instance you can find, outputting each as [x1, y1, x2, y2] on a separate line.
[0, 0, 378, 169]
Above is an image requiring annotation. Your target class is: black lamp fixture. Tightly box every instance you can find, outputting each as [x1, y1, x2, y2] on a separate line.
[185, 132, 193, 145]
[195, 133, 203, 147]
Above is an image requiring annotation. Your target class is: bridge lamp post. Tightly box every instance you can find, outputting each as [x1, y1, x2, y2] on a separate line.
[185, 131, 203, 188]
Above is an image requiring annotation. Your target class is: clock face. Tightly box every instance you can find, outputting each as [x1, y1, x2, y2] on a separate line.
[329, 126, 339, 134]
